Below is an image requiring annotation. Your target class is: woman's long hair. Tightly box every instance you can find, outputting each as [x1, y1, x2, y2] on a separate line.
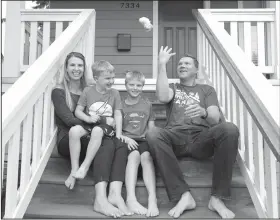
[57, 52, 88, 112]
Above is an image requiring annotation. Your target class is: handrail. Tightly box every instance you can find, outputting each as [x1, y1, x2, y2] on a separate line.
[192, 9, 280, 162]
[2, 9, 96, 218]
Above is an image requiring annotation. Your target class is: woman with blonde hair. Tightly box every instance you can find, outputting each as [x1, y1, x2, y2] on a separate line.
[51, 52, 131, 218]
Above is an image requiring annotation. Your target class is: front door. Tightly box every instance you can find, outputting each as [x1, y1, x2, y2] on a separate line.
[159, 22, 197, 78]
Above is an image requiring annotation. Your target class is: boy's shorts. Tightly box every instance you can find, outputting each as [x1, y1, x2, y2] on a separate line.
[84, 124, 115, 138]
[128, 138, 150, 155]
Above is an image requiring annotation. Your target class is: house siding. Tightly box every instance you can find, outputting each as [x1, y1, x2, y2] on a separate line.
[50, 1, 153, 78]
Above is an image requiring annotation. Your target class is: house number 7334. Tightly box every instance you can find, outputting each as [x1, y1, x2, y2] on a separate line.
[121, 2, 140, 8]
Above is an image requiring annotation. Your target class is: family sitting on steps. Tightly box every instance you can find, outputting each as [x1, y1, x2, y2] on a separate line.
[51, 46, 239, 219]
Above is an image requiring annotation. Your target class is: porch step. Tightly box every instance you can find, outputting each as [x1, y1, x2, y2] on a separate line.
[24, 157, 258, 219]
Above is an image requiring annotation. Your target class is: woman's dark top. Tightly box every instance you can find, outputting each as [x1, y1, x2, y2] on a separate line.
[51, 88, 86, 144]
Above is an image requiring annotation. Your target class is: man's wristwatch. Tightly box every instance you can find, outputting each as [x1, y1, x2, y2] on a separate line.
[201, 108, 208, 119]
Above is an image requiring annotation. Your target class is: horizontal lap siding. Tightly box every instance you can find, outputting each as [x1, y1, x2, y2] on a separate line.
[50, 1, 153, 78]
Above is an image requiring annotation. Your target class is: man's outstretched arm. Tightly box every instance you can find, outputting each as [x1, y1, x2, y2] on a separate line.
[156, 46, 176, 103]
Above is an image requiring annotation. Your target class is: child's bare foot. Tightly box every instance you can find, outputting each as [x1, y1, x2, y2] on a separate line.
[74, 165, 89, 179]
[146, 198, 159, 217]
[65, 171, 76, 190]
[208, 196, 235, 219]
[168, 191, 196, 218]
[108, 193, 133, 216]
[93, 197, 123, 218]
[126, 199, 147, 215]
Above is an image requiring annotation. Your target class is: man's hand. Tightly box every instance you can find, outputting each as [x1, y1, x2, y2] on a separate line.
[88, 113, 100, 123]
[158, 46, 176, 65]
[184, 103, 206, 118]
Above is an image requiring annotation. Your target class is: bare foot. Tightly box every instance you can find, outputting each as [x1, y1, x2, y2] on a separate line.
[93, 197, 123, 218]
[168, 191, 196, 218]
[208, 196, 235, 219]
[65, 172, 76, 190]
[126, 199, 148, 215]
[74, 165, 89, 179]
[146, 198, 159, 217]
[108, 194, 133, 216]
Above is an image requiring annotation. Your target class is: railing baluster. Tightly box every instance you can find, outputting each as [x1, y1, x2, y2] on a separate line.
[238, 97, 245, 158]
[226, 75, 231, 120]
[244, 22, 252, 61]
[212, 53, 217, 88]
[55, 21, 63, 40]
[41, 86, 51, 153]
[264, 143, 279, 218]
[216, 59, 221, 103]
[257, 22, 265, 68]
[19, 113, 33, 198]
[221, 66, 226, 111]
[246, 112, 254, 177]
[42, 22, 50, 52]
[29, 22, 38, 65]
[20, 22, 26, 72]
[205, 40, 209, 75]
[5, 128, 21, 217]
[252, 123, 265, 202]
[230, 21, 238, 43]
[31, 96, 44, 174]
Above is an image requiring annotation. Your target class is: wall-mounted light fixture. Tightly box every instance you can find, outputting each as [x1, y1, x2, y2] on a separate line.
[117, 34, 131, 51]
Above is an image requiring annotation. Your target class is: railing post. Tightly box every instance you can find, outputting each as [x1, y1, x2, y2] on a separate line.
[3, 1, 25, 79]
[275, 1, 280, 79]
[197, 23, 204, 80]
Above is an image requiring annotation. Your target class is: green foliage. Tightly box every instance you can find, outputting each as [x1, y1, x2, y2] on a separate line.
[32, 1, 50, 9]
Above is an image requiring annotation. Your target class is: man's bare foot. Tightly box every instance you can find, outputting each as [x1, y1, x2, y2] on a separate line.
[74, 165, 89, 179]
[65, 171, 76, 190]
[126, 199, 148, 215]
[208, 196, 235, 219]
[93, 197, 123, 218]
[146, 198, 159, 217]
[108, 193, 133, 216]
[168, 191, 196, 218]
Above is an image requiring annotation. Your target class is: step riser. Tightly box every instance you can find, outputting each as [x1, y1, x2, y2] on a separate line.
[30, 183, 253, 208]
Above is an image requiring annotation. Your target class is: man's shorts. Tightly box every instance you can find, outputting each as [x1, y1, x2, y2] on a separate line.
[128, 138, 150, 155]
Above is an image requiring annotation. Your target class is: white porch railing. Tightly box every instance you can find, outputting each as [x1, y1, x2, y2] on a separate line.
[194, 9, 280, 218]
[1, 9, 96, 218]
[20, 9, 84, 73]
[209, 9, 279, 81]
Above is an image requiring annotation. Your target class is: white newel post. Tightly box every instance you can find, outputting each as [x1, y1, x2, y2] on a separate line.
[3, 1, 25, 78]
[275, 1, 280, 79]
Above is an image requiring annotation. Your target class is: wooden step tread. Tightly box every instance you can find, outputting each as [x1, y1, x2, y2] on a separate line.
[25, 194, 257, 219]
[41, 157, 245, 187]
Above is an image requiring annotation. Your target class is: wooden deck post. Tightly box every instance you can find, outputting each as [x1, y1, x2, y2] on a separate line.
[3, 1, 25, 79]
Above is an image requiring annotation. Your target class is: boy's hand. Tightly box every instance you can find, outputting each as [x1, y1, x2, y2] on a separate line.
[158, 46, 176, 65]
[116, 134, 126, 142]
[88, 113, 100, 123]
[125, 137, 139, 150]
[106, 117, 116, 128]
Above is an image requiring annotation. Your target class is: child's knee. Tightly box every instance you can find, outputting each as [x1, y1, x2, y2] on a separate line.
[90, 126, 104, 138]
[69, 125, 86, 139]
[141, 151, 152, 163]
[128, 151, 141, 164]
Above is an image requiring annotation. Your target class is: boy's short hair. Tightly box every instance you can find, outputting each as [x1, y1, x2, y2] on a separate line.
[91, 60, 115, 77]
[125, 70, 145, 85]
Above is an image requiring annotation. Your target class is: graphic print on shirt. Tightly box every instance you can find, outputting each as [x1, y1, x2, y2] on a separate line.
[174, 89, 200, 108]
[124, 112, 146, 129]
[89, 101, 113, 116]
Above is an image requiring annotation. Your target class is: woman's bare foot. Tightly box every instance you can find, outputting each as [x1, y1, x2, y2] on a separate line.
[93, 197, 123, 218]
[168, 191, 196, 218]
[74, 165, 89, 179]
[208, 196, 235, 219]
[146, 198, 159, 217]
[126, 199, 148, 215]
[65, 171, 76, 190]
[108, 193, 133, 216]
